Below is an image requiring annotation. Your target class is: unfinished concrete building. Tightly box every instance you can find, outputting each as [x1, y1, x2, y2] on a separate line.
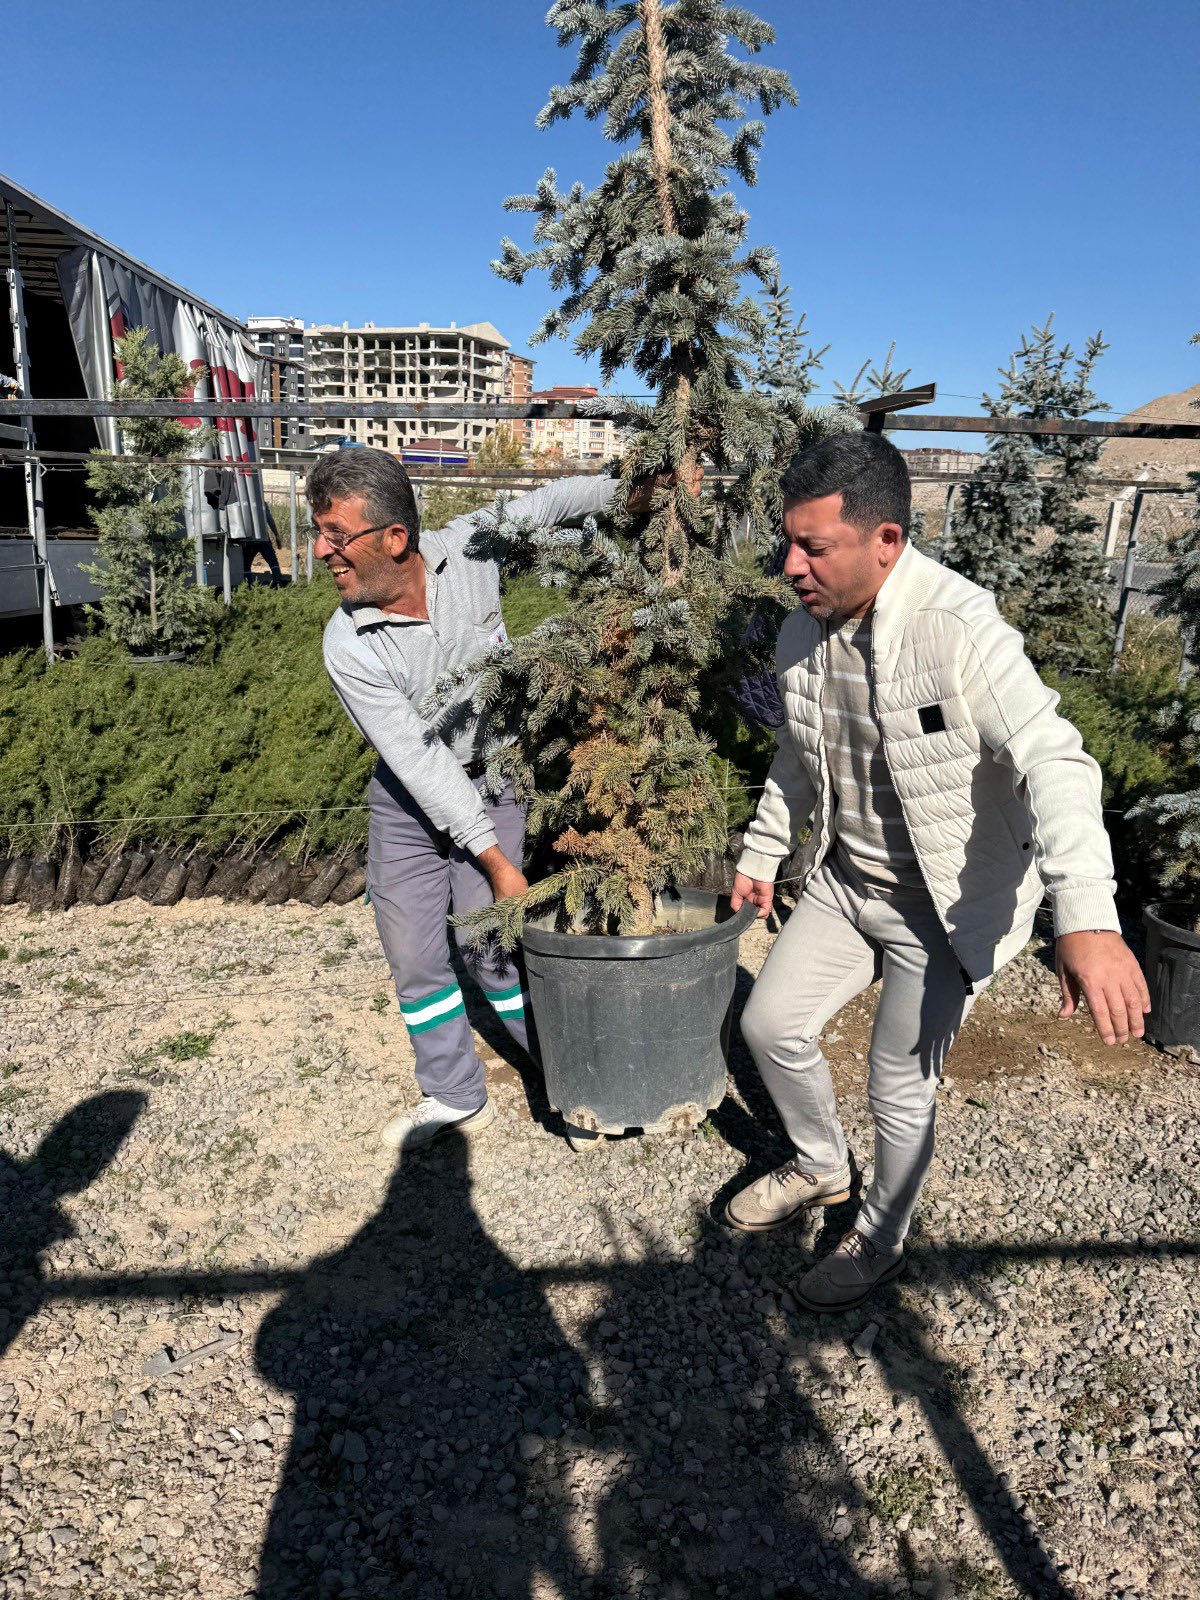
[305, 321, 510, 454]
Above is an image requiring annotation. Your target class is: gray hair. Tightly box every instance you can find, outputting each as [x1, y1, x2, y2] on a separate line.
[305, 447, 421, 552]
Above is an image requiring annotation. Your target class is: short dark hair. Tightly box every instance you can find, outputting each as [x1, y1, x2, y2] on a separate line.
[780, 431, 911, 538]
[306, 447, 421, 553]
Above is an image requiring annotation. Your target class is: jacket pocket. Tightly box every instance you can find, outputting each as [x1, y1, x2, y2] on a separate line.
[999, 795, 1034, 857]
[475, 609, 509, 649]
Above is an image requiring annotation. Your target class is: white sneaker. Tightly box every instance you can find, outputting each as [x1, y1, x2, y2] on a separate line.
[380, 1095, 496, 1153]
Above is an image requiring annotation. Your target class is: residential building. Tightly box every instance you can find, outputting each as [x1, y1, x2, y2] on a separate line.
[528, 385, 621, 464]
[248, 316, 309, 448]
[304, 321, 510, 455]
[502, 353, 536, 448]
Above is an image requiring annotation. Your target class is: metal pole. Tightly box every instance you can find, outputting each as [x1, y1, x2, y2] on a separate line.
[1102, 486, 1133, 563]
[306, 523, 314, 583]
[288, 469, 298, 582]
[191, 463, 206, 588]
[6, 203, 54, 663]
[222, 529, 232, 607]
[1111, 490, 1146, 668]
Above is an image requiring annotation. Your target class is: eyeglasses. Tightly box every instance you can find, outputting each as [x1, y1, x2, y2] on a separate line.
[315, 521, 398, 555]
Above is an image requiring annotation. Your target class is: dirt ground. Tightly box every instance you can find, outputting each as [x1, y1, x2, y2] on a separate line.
[0, 897, 1197, 1600]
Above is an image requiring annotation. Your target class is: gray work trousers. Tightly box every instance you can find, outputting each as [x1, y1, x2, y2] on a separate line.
[367, 763, 532, 1111]
[739, 854, 985, 1250]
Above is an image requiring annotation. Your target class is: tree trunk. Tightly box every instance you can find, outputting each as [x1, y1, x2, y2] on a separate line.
[641, 0, 677, 235]
[640, 0, 692, 581]
[631, 881, 656, 939]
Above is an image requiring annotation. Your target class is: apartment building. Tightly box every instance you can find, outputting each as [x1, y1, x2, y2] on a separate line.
[304, 321, 511, 454]
[248, 316, 309, 448]
[502, 353, 536, 448]
[528, 385, 621, 464]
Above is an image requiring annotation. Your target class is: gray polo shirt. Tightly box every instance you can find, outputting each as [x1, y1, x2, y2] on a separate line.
[323, 474, 619, 857]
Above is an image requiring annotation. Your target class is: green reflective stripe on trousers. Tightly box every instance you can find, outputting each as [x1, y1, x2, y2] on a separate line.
[484, 981, 527, 1016]
[400, 983, 464, 1032]
[406, 999, 466, 1036]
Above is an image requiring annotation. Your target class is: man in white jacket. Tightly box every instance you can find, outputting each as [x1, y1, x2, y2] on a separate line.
[727, 431, 1149, 1312]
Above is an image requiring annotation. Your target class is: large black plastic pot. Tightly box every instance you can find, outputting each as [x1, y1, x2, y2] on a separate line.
[1143, 903, 1200, 1053]
[521, 889, 758, 1137]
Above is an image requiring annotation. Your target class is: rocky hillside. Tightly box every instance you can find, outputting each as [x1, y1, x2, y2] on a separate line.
[1101, 381, 1200, 483]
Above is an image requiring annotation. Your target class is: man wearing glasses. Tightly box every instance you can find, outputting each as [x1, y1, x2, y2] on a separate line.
[309, 448, 619, 1156]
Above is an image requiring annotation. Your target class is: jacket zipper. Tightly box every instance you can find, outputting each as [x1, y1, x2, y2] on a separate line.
[805, 624, 832, 895]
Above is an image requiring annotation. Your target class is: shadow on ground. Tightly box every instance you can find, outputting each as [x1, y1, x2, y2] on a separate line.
[8, 1094, 1194, 1599]
[0, 1090, 145, 1360]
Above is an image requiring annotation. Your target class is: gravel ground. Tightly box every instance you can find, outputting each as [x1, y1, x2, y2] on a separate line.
[0, 897, 1197, 1600]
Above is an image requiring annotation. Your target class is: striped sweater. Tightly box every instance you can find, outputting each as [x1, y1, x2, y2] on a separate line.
[824, 612, 923, 889]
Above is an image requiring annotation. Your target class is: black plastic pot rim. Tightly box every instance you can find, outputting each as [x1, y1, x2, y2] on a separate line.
[522, 892, 758, 961]
[1144, 903, 1200, 949]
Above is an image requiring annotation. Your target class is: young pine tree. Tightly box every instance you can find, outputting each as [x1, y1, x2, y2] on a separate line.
[945, 317, 1112, 671]
[444, 0, 842, 944]
[753, 269, 825, 398]
[1017, 325, 1112, 673]
[1128, 686, 1200, 914]
[85, 328, 214, 656]
[833, 343, 912, 410]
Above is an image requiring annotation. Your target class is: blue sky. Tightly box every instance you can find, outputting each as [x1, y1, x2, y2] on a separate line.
[6, 0, 1199, 422]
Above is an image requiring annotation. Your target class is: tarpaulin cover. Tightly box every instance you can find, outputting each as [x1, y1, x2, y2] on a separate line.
[57, 246, 267, 542]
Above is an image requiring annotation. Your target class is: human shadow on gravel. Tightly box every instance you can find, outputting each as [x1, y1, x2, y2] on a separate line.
[254, 1134, 592, 1599]
[867, 1259, 1078, 1600]
[573, 1220, 1088, 1600]
[578, 1219, 899, 1600]
[17, 1077, 1191, 1600]
[0, 1090, 146, 1360]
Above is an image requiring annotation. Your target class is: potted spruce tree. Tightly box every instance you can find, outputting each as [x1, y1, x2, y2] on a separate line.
[438, 1, 843, 1144]
[1132, 444, 1200, 1054]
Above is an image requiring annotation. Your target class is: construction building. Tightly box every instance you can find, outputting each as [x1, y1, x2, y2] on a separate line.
[248, 316, 309, 449]
[304, 320, 512, 455]
[528, 385, 621, 465]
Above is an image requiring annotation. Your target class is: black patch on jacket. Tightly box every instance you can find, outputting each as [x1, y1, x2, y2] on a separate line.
[918, 703, 947, 735]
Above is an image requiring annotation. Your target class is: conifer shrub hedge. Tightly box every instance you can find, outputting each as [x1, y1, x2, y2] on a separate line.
[0, 572, 371, 862]
[3, 572, 1179, 900]
[0, 568, 772, 868]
